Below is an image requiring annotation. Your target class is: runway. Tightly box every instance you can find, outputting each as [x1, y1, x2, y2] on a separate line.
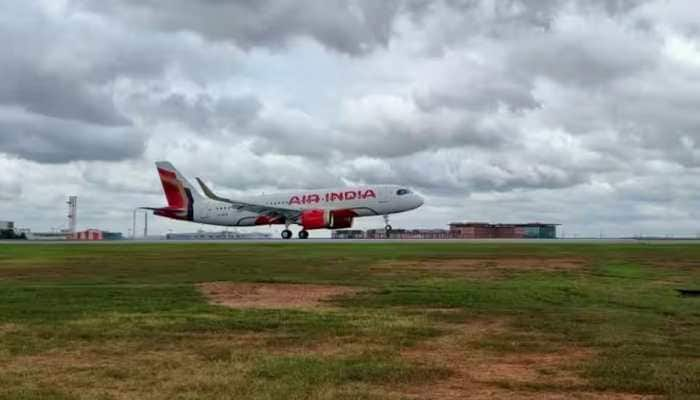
[2, 238, 700, 245]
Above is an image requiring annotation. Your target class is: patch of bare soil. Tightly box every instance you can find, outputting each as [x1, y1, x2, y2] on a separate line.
[0, 323, 20, 335]
[197, 282, 359, 309]
[371, 258, 586, 279]
[396, 319, 655, 400]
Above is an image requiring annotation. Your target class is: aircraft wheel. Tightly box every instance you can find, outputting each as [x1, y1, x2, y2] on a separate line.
[281, 229, 292, 239]
[385, 224, 393, 232]
[298, 230, 309, 239]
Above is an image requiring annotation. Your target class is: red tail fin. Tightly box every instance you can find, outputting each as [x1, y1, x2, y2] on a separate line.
[158, 167, 187, 209]
[154, 161, 201, 221]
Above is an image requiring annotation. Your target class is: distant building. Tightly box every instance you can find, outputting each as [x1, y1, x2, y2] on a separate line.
[102, 231, 124, 240]
[21, 229, 121, 241]
[0, 221, 25, 239]
[363, 229, 384, 239]
[166, 230, 272, 240]
[0, 221, 15, 230]
[15, 228, 31, 237]
[335, 229, 450, 240]
[74, 229, 103, 241]
[332, 230, 365, 239]
[449, 222, 558, 239]
[406, 229, 451, 239]
[26, 232, 70, 241]
[448, 223, 493, 239]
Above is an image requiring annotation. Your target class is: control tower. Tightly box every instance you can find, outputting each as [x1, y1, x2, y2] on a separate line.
[67, 196, 77, 235]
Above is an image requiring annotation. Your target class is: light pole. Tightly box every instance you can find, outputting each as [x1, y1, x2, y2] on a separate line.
[132, 208, 138, 239]
[132, 208, 150, 239]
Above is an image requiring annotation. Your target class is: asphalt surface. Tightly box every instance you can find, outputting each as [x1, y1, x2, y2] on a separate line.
[2, 238, 700, 245]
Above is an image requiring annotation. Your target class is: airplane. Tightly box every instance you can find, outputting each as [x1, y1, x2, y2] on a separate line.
[144, 161, 424, 239]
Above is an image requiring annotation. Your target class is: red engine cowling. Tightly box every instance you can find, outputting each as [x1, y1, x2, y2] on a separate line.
[300, 209, 355, 230]
[300, 209, 331, 230]
[329, 210, 354, 229]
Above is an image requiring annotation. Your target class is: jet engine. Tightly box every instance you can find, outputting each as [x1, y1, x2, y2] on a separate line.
[328, 209, 354, 229]
[300, 209, 355, 230]
[300, 209, 330, 230]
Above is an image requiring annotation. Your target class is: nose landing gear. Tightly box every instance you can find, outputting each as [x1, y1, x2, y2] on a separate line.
[383, 215, 392, 233]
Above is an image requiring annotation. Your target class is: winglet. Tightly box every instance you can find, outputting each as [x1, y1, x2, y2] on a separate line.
[196, 177, 227, 202]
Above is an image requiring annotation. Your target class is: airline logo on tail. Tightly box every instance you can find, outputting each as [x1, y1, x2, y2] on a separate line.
[153, 162, 195, 221]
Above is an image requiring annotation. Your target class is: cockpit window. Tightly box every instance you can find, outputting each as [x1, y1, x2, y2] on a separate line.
[396, 189, 410, 196]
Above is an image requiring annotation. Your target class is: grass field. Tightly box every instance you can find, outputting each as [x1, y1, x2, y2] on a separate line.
[0, 243, 699, 399]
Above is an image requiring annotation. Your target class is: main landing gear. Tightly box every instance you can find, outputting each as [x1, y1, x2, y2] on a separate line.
[280, 228, 309, 239]
[383, 215, 392, 232]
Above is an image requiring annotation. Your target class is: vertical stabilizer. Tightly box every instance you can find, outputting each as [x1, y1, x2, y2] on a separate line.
[154, 161, 202, 221]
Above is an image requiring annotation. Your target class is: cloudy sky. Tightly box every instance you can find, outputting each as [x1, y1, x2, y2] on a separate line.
[1, 0, 700, 238]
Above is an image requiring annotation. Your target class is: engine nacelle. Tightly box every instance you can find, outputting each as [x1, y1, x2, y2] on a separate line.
[300, 209, 355, 230]
[300, 209, 331, 230]
[329, 209, 354, 229]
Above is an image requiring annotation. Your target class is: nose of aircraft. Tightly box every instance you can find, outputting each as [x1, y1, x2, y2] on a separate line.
[415, 193, 425, 208]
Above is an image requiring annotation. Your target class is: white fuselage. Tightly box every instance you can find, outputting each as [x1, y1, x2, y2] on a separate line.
[194, 185, 423, 227]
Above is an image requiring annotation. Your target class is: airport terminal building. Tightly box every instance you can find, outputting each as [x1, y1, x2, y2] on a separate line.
[448, 222, 558, 239]
[332, 223, 558, 240]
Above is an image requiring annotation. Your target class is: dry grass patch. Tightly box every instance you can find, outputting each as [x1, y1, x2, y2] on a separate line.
[396, 318, 655, 400]
[0, 334, 418, 400]
[197, 282, 360, 309]
[3, 346, 211, 400]
[370, 258, 586, 279]
[0, 323, 20, 335]
[1, 334, 311, 400]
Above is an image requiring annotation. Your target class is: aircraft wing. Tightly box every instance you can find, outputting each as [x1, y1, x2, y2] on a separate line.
[195, 178, 301, 221]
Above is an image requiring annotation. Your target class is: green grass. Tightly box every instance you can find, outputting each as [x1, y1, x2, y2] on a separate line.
[0, 243, 699, 399]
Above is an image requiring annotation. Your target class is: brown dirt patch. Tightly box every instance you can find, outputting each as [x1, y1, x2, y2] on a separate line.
[396, 319, 654, 400]
[197, 282, 359, 309]
[371, 258, 586, 279]
[0, 323, 20, 335]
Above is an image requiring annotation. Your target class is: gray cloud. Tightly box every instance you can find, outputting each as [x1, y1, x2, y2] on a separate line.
[440, 0, 649, 25]
[415, 81, 539, 113]
[77, 0, 402, 55]
[0, 67, 130, 126]
[244, 94, 517, 160]
[0, 110, 145, 163]
[338, 147, 592, 195]
[0, 8, 131, 126]
[125, 92, 262, 134]
[0, 1, 247, 163]
[413, 60, 539, 113]
[0, 179, 22, 201]
[506, 16, 659, 86]
[336, 97, 515, 157]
